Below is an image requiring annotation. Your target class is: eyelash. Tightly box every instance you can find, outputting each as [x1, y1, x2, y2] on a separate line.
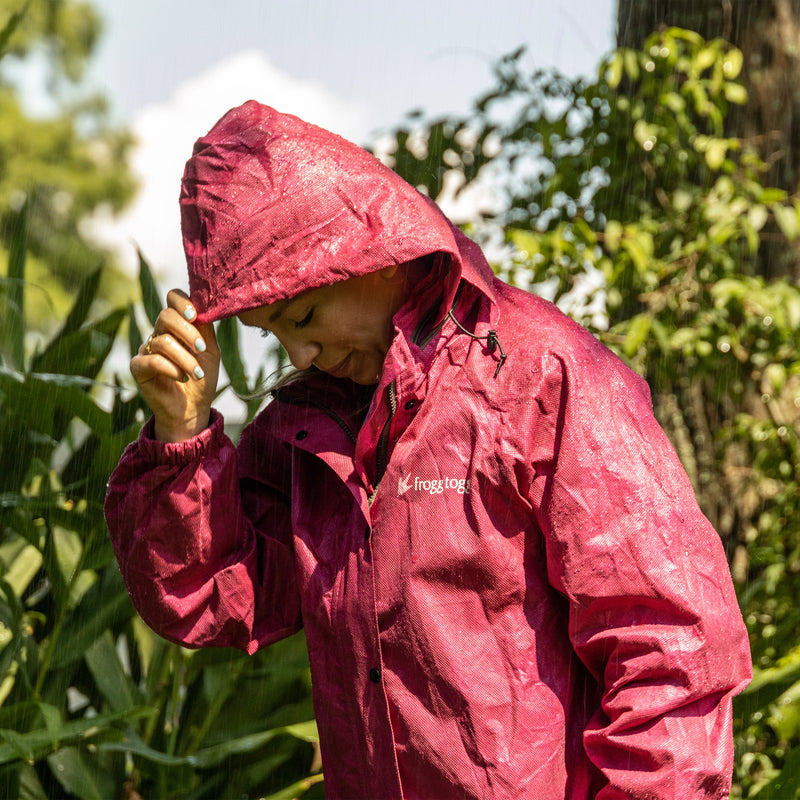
[294, 308, 314, 329]
[259, 329, 271, 339]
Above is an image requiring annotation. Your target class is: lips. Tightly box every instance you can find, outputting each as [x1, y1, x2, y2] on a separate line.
[323, 353, 352, 379]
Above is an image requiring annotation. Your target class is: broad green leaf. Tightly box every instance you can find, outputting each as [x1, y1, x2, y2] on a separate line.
[127, 304, 143, 358]
[772, 202, 799, 241]
[217, 316, 248, 395]
[760, 187, 788, 203]
[50, 568, 134, 670]
[31, 308, 126, 379]
[0, 3, 29, 58]
[605, 53, 623, 89]
[623, 49, 639, 81]
[282, 720, 319, 743]
[5, 202, 27, 370]
[0, 707, 152, 765]
[752, 745, 800, 800]
[723, 82, 748, 105]
[747, 204, 769, 232]
[17, 763, 48, 800]
[0, 729, 33, 762]
[138, 249, 163, 326]
[85, 632, 137, 712]
[47, 747, 114, 800]
[56, 268, 102, 339]
[36, 704, 61, 751]
[1, 544, 42, 597]
[0, 370, 110, 438]
[508, 230, 540, 258]
[722, 48, 744, 79]
[99, 720, 319, 769]
[703, 139, 728, 170]
[603, 221, 623, 253]
[695, 46, 717, 73]
[736, 659, 800, 723]
[623, 314, 651, 358]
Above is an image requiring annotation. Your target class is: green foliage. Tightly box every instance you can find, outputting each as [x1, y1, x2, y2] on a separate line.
[0, 202, 320, 796]
[0, 1, 136, 330]
[381, 28, 800, 798]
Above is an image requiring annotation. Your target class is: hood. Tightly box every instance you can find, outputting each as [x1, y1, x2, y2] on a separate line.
[180, 100, 495, 324]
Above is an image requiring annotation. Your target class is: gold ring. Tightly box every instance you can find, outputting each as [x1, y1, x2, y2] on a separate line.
[145, 333, 155, 355]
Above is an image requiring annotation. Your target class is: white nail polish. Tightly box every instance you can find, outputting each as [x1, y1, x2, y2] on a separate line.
[195, 337, 206, 352]
[184, 306, 196, 321]
[194, 365, 205, 380]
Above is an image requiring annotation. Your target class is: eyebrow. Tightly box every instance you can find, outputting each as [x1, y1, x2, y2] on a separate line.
[268, 299, 291, 324]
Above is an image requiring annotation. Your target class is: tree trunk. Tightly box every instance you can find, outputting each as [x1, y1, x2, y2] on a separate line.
[617, 0, 800, 280]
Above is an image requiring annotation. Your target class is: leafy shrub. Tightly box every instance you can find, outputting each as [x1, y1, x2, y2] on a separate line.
[0, 207, 321, 799]
[380, 29, 800, 798]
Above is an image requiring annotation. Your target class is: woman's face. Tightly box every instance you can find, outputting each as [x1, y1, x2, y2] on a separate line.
[238, 265, 416, 385]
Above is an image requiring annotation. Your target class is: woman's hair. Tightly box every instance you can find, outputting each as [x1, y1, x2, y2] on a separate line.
[234, 364, 314, 405]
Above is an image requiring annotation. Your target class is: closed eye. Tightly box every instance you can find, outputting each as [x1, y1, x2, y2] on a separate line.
[294, 308, 314, 329]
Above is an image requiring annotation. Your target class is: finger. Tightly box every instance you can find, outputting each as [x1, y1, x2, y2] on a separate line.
[142, 333, 207, 380]
[131, 352, 188, 384]
[153, 307, 209, 355]
[166, 288, 199, 323]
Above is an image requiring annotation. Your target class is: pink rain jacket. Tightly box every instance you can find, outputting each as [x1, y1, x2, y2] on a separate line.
[106, 102, 751, 799]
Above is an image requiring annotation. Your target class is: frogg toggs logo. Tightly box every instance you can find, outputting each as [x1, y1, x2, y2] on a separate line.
[397, 474, 472, 496]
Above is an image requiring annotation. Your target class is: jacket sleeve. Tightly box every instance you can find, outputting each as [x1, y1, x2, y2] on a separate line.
[527, 341, 752, 799]
[104, 409, 301, 654]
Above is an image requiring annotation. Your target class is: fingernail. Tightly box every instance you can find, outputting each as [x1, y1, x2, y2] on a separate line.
[195, 337, 206, 352]
[184, 306, 196, 321]
[194, 365, 205, 380]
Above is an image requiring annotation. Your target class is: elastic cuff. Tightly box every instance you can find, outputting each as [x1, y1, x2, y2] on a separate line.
[137, 409, 226, 465]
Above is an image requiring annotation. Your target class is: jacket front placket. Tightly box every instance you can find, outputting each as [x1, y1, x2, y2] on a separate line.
[273, 396, 405, 797]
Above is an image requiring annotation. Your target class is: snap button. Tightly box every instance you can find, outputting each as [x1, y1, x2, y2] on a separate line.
[295, 430, 308, 440]
[404, 400, 416, 410]
[369, 667, 381, 683]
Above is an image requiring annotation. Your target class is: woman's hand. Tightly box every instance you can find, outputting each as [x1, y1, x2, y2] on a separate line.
[131, 289, 221, 442]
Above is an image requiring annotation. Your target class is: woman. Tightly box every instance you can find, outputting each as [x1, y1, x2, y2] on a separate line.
[106, 100, 751, 799]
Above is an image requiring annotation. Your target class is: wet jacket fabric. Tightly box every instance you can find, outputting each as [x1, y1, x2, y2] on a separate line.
[105, 101, 752, 799]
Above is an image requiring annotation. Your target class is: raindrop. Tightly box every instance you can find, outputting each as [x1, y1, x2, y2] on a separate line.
[660, 47, 670, 58]
[643, 139, 655, 152]
[763, 315, 773, 326]
[645, 61, 656, 73]
[718, 340, 731, 353]
[778, 426, 788, 437]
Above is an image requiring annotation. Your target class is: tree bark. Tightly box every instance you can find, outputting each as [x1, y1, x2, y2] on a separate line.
[617, 0, 800, 280]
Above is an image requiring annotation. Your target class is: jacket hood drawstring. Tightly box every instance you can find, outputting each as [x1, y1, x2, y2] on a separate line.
[447, 309, 507, 378]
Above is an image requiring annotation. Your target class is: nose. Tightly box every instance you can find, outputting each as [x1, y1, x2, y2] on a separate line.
[281, 337, 320, 371]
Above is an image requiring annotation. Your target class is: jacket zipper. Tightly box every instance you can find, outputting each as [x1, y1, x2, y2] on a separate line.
[411, 282, 464, 350]
[371, 380, 397, 501]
